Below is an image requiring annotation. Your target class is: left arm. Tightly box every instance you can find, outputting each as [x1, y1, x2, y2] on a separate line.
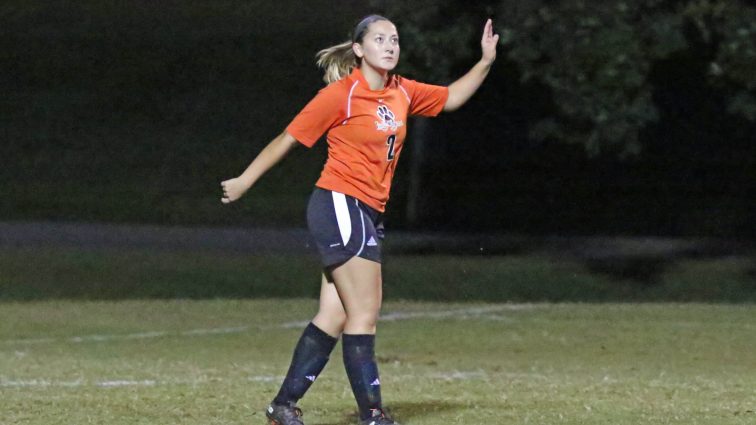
[443, 19, 499, 112]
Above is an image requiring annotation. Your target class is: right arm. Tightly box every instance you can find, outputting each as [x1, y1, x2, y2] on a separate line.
[220, 130, 299, 204]
[222, 81, 344, 204]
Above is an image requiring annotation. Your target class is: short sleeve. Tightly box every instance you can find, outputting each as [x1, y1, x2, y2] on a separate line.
[399, 77, 449, 117]
[286, 84, 346, 147]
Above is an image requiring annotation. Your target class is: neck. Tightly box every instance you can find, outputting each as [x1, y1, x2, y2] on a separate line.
[359, 63, 389, 90]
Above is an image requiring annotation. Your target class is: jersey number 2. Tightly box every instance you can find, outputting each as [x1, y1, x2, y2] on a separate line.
[386, 134, 396, 161]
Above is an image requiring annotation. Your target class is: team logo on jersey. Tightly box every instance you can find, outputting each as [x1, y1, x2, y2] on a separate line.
[375, 105, 404, 132]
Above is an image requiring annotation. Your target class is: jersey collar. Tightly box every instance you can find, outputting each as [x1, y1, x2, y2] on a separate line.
[349, 67, 396, 92]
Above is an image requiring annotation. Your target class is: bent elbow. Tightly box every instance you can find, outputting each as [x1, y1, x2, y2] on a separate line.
[442, 97, 461, 113]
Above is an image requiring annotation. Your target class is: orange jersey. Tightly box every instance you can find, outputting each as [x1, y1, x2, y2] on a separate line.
[286, 67, 448, 212]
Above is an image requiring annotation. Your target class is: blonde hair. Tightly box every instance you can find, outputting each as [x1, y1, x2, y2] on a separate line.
[315, 15, 391, 84]
[316, 42, 358, 84]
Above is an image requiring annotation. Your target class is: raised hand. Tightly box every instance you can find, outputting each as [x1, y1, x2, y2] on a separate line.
[481, 18, 499, 65]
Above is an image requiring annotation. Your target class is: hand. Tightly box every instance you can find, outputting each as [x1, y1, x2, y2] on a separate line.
[220, 177, 250, 204]
[481, 18, 499, 65]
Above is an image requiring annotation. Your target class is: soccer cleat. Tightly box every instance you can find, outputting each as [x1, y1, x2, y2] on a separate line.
[266, 403, 305, 425]
[360, 408, 398, 425]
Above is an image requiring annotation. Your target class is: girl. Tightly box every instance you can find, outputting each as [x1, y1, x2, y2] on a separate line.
[221, 15, 498, 425]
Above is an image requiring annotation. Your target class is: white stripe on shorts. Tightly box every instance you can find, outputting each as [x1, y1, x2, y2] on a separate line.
[354, 199, 367, 257]
[332, 191, 351, 245]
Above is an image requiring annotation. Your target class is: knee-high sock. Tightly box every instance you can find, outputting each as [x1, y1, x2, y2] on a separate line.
[273, 322, 338, 406]
[342, 333, 382, 420]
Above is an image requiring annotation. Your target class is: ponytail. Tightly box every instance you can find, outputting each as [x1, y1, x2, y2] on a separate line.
[315, 14, 391, 84]
[316, 41, 357, 84]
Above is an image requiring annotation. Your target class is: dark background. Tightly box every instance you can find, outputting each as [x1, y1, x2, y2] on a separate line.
[2, 0, 754, 238]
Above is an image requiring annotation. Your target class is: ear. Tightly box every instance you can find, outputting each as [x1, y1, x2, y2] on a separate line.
[352, 43, 363, 59]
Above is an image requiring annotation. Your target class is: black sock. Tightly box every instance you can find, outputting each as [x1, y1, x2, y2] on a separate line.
[342, 333, 382, 420]
[273, 322, 338, 406]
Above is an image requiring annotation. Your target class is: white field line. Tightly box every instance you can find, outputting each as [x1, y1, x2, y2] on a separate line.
[2, 305, 537, 346]
[0, 369, 513, 389]
[0, 378, 161, 388]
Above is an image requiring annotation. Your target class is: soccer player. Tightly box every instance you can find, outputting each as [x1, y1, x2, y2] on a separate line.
[221, 15, 499, 425]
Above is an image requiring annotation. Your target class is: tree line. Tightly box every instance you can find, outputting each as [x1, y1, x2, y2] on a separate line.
[378, 0, 755, 156]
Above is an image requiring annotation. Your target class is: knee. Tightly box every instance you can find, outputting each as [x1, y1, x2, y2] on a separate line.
[344, 311, 378, 334]
[331, 310, 347, 329]
[313, 309, 347, 336]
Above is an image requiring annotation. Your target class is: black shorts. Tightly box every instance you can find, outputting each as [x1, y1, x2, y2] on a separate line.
[307, 187, 384, 268]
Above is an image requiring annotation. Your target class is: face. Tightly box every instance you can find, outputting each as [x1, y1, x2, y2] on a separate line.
[353, 20, 400, 73]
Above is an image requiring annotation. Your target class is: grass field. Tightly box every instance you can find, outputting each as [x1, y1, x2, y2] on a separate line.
[2, 246, 755, 302]
[1, 300, 755, 424]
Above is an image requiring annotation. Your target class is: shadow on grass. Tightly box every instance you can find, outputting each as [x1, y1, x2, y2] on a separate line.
[583, 256, 673, 284]
[311, 400, 468, 425]
[748, 266, 756, 280]
[385, 400, 471, 422]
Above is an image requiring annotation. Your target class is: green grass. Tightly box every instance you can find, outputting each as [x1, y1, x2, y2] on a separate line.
[1, 300, 754, 424]
[1, 246, 755, 302]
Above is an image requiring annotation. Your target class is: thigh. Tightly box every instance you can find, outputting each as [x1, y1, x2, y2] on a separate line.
[329, 256, 382, 334]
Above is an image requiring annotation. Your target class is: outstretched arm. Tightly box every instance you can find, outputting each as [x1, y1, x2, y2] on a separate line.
[443, 19, 499, 112]
[220, 131, 299, 204]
